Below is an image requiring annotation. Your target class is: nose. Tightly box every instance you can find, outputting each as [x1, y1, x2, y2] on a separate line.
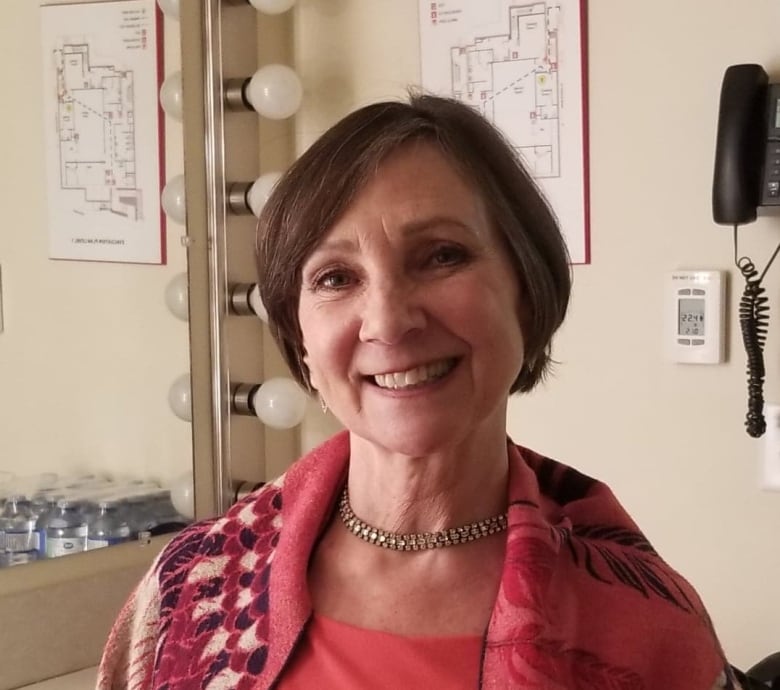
[358, 276, 426, 345]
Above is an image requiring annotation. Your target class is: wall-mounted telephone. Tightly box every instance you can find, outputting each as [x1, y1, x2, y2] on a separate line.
[713, 63, 780, 438]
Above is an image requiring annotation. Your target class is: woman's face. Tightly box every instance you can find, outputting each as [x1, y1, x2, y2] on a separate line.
[298, 142, 525, 456]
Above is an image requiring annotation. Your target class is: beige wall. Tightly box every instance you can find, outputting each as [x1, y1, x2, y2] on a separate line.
[0, 1, 192, 486]
[3, 0, 778, 675]
[294, 0, 780, 668]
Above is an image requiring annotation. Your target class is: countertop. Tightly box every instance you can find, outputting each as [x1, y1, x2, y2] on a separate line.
[18, 667, 97, 690]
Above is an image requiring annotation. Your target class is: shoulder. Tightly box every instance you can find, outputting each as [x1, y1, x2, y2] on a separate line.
[507, 441, 655, 560]
[507, 439, 712, 613]
[502, 441, 731, 686]
[100, 433, 351, 688]
[154, 480, 285, 591]
[144, 480, 289, 684]
[508, 440, 630, 530]
[154, 430, 351, 592]
[509, 441, 604, 506]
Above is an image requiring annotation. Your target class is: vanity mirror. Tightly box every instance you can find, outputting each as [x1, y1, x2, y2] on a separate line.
[0, 0, 193, 684]
[0, 0, 302, 686]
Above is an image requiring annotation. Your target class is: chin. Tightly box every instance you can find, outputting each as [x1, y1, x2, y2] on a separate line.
[355, 420, 460, 458]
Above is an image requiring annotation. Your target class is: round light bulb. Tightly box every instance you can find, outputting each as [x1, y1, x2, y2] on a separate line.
[159, 71, 183, 121]
[247, 0, 296, 14]
[247, 171, 283, 217]
[169, 471, 194, 520]
[161, 174, 186, 224]
[245, 64, 303, 120]
[168, 373, 192, 422]
[251, 377, 308, 429]
[164, 272, 188, 321]
[249, 284, 268, 322]
[157, 0, 180, 19]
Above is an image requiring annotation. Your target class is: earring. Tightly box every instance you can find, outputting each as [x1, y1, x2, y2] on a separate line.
[318, 394, 328, 414]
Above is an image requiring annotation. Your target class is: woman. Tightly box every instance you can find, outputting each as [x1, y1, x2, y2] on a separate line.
[99, 94, 737, 689]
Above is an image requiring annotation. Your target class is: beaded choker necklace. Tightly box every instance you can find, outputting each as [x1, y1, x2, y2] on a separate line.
[338, 487, 508, 551]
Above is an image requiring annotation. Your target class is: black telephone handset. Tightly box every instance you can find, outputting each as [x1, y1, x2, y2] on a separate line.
[712, 64, 768, 224]
[712, 64, 780, 438]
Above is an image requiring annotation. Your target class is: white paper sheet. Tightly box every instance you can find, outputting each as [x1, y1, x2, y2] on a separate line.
[40, 0, 165, 264]
[419, 1, 589, 263]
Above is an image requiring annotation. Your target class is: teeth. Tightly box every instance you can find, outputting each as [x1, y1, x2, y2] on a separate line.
[373, 360, 454, 389]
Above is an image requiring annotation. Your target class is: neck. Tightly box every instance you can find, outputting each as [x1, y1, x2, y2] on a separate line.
[345, 429, 509, 535]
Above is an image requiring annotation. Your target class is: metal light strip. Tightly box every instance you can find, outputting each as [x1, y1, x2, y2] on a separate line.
[180, 0, 233, 518]
[202, 0, 232, 515]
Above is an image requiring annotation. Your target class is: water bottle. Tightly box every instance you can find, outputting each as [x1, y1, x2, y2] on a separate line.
[87, 500, 130, 550]
[0, 495, 41, 567]
[122, 491, 157, 538]
[30, 491, 63, 558]
[74, 487, 113, 525]
[44, 499, 87, 558]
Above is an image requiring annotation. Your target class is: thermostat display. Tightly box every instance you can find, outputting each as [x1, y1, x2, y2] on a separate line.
[678, 298, 705, 336]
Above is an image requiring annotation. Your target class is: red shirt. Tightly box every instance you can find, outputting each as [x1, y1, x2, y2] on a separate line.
[277, 614, 483, 689]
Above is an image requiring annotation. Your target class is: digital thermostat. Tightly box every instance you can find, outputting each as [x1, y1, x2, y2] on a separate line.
[664, 270, 726, 364]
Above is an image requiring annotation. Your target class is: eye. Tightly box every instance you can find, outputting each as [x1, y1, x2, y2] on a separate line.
[427, 243, 469, 268]
[313, 268, 353, 291]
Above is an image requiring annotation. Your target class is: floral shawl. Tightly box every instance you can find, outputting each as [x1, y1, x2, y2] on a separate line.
[98, 431, 736, 689]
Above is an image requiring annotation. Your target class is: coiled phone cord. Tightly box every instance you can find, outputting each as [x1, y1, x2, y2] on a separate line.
[733, 225, 780, 437]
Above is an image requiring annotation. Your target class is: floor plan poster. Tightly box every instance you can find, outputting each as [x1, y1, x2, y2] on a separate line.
[40, 0, 165, 264]
[419, 1, 589, 264]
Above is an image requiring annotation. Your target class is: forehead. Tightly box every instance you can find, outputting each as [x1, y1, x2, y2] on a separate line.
[323, 141, 488, 240]
[361, 141, 473, 203]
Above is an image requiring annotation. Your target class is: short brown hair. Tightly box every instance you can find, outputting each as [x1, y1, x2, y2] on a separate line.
[257, 93, 571, 394]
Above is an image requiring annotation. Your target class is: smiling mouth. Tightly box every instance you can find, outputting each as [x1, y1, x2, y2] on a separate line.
[371, 358, 457, 390]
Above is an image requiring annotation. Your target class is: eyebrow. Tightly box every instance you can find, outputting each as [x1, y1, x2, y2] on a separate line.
[311, 215, 478, 255]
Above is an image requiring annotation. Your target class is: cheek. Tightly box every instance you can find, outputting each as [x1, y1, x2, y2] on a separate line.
[489, 263, 526, 351]
[512, 283, 529, 344]
[443, 278, 524, 362]
[299, 310, 355, 391]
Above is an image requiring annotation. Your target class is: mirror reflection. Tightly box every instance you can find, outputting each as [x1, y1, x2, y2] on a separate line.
[0, 0, 193, 570]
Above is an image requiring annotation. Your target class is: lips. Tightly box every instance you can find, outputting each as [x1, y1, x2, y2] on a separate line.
[372, 358, 456, 390]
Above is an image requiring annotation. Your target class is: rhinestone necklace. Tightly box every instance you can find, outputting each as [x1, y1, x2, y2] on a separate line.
[338, 487, 508, 551]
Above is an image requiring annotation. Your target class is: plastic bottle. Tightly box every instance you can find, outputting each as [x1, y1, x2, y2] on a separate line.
[87, 500, 130, 550]
[29, 491, 62, 558]
[122, 491, 157, 538]
[44, 499, 87, 558]
[0, 495, 41, 567]
[30, 491, 59, 521]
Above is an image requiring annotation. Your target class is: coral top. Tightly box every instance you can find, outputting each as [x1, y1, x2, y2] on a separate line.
[277, 614, 483, 690]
